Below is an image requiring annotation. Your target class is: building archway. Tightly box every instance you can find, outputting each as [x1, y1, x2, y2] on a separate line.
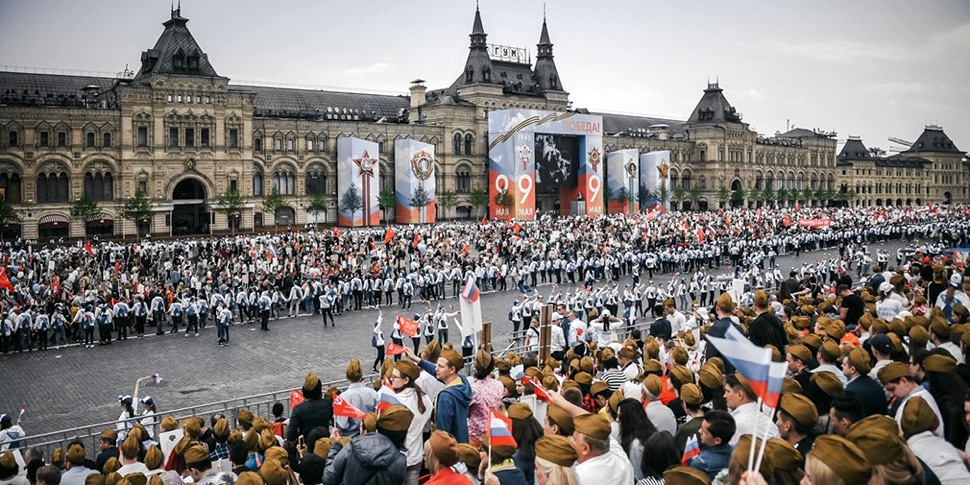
[172, 178, 209, 236]
[943, 192, 952, 204]
[275, 206, 295, 226]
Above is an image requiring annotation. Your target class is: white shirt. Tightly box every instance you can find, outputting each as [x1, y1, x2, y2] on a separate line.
[390, 386, 432, 467]
[574, 438, 635, 485]
[907, 431, 970, 485]
[645, 401, 677, 436]
[811, 364, 848, 384]
[668, 310, 687, 334]
[895, 386, 944, 438]
[730, 402, 779, 446]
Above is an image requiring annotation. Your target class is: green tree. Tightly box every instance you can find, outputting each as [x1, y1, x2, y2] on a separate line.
[409, 185, 432, 223]
[469, 187, 489, 219]
[761, 187, 776, 207]
[716, 186, 730, 209]
[776, 188, 790, 207]
[215, 187, 246, 234]
[262, 188, 286, 224]
[70, 194, 104, 236]
[377, 187, 397, 223]
[672, 186, 687, 211]
[730, 185, 746, 208]
[120, 189, 153, 238]
[802, 188, 814, 203]
[339, 184, 363, 223]
[787, 189, 799, 203]
[0, 198, 21, 241]
[688, 187, 702, 210]
[438, 190, 458, 220]
[306, 193, 329, 228]
[657, 183, 669, 211]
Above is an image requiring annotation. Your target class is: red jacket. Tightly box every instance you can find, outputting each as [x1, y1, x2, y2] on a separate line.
[423, 467, 473, 485]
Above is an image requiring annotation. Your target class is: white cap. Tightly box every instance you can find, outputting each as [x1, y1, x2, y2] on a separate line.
[878, 282, 894, 294]
[950, 272, 963, 288]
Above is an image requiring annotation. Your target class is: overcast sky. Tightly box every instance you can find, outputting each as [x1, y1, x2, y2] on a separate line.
[2, 0, 968, 154]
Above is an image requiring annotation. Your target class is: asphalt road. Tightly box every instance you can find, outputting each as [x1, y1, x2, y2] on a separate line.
[0, 238, 913, 437]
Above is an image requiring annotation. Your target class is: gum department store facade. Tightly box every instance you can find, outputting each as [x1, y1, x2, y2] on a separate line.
[0, 7, 966, 239]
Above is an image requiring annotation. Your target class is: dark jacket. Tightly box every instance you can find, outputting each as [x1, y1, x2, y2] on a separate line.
[95, 447, 120, 473]
[418, 359, 474, 443]
[287, 397, 334, 442]
[689, 443, 732, 480]
[322, 433, 407, 485]
[705, 318, 743, 374]
[748, 312, 787, 351]
[844, 374, 888, 417]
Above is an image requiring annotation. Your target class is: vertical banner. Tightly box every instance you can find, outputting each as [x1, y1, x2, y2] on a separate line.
[394, 139, 436, 224]
[606, 149, 640, 215]
[488, 109, 603, 220]
[337, 137, 380, 227]
[639, 150, 671, 212]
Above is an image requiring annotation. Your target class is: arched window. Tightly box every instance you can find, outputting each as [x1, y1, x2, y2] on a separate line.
[253, 169, 264, 196]
[254, 137, 262, 152]
[755, 173, 763, 191]
[453, 133, 462, 155]
[456, 167, 471, 193]
[464, 133, 474, 155]
[37, 171, 69, 203]
[83, 171, 113, 201]
[681, 172, 692, 191]
[272, 168, 295, 195]
[0, 172, 22, 203]
[305, 166, 327, 195]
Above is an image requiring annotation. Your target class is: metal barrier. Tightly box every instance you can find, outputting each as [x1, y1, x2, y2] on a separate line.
[17, 343, 537, 459]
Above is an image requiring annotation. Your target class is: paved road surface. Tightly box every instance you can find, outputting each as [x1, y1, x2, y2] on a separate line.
[0, 239, 913, 436]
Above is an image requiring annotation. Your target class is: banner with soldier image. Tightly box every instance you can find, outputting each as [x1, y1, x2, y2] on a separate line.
[337, 137, 380, 227]
[394, 139, 437, 224]
[607, 149, 640, 215]
[639, 150, 672, 212]
[487, 109, 604, 220]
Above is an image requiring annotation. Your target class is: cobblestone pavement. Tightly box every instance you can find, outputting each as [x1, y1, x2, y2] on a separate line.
[0, 240, 911, 436]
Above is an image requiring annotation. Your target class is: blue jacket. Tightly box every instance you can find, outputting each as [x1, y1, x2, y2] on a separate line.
[419, 359, 473, 443]
[844, 374, 888, 417]
[690, 443, 733, 480]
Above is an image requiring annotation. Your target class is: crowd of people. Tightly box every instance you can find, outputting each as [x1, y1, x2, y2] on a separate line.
[4, 204, 970, 485]
[1, 204, 968, 355]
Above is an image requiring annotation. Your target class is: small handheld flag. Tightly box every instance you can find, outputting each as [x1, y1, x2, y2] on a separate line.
[377, 389, 403, 412]
[521, 375, 549, 401]
[150, 373, 163, 385]
[332, 395, 367, 419]
[487, 411, 516, 447]
[397, 316, 419, 337]
[386, 342, 406, 356]
[383, 226, 395, 245]
[461, 276, 480, 303]
[681, 434, 700, 465]
[289, 389, 305, 410]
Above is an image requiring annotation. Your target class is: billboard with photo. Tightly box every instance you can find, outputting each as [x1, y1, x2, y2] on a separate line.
[488, 109, 603, 220]
[607, 149, 640, 215]
[639, 150, 672, 212]
[337, 137, 380, 227]
[394, 139, 437, 224]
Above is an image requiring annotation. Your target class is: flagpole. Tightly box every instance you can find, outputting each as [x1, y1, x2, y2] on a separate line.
[746, 396, 762, 473]
[752, 404, 774, 475]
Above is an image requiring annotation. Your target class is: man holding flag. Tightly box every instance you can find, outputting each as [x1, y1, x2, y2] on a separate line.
[333, 359, 377, 438]
[403, 346, 471, 443]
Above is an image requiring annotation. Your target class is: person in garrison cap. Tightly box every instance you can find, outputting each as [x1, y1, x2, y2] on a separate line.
[900, 396, 970, 484]
[333, 359, 377, 439]
[802, 435, 871, 485]
[775, 393, 817, 460]
[95, 430, 120, 473]
[569, 413, 633, 485]
[321, 404, 411, 485]
[60, 442, 99, 485]
[116, 434, 149, 477]
[183, 445, 234, 485]
[403, 346, 472, 443]
[877, 362, 945, 437]
[841, 347, 887, 417]
[286, 372, 333, 443]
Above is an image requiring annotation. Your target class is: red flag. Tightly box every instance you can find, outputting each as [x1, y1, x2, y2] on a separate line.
[481, 215, 488, 225]
[386, 342, 406, 356]
[51, 275, 60, 294]
[697, 228, 706, 242]
[85, 240, 93, 255]
[0, 268, 13, 292]
[462, 243, 470, 255]
[397, 315, 419, 337]
[511, 222, 522, 234]
[288, 389, 305, 410]
[521, 375, 549, 401]
[783, 215, 793, 227]
[383, 226, 396, 244]
[332, 395, 367, 419]
[368, 241, 376, 251]
[333, 227, 342, 237]
[795, 201, 801, 211]
[413, 233, 421, 248]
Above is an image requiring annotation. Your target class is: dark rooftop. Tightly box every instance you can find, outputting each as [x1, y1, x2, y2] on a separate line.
[903, 125, 963, 154]
[0, 71, 117, 108]
[230, 84, 409, 122]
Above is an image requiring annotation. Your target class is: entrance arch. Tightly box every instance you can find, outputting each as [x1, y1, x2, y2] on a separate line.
[274, 207, 295, 226]
[172, 178, 210, 236]
[944, 192, 952, 204]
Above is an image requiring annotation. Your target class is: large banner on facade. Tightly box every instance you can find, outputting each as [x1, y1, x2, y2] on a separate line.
[337, 137, 380, 227]
[639, 150, 671, 212]
[488, 109, 604, 220]
[606, 149, 640, 215]
[394, 139, 436, 224]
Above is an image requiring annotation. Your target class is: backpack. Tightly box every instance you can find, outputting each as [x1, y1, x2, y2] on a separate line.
[371, 333, 378, 348]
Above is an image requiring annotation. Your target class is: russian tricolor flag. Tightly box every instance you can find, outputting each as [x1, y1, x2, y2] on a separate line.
[707, 335, 771, 402]
[461, 276, 480, 303]
[488, 411, 517, 447]
[681, 434, 700, 465]
[151, 373, 163, 385]
[377, 388, 402, 413]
